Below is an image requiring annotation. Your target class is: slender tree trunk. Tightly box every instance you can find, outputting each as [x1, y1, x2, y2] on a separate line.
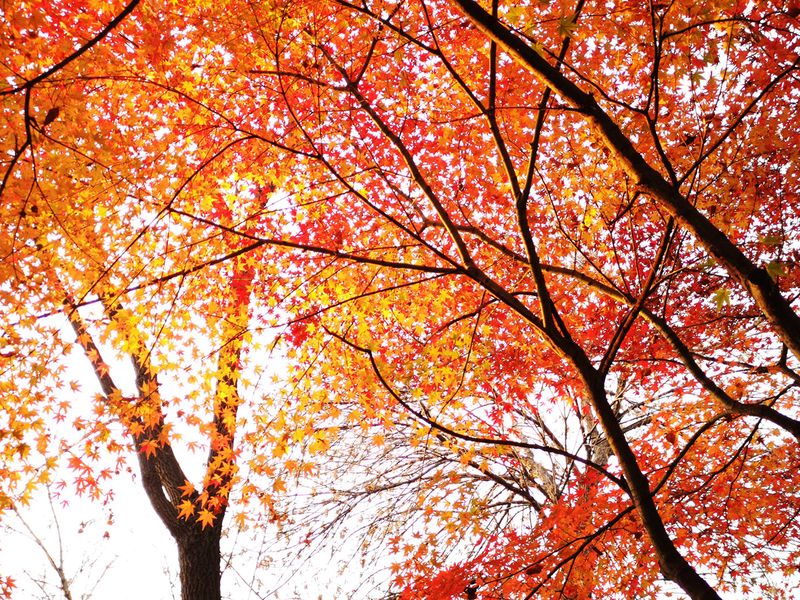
[175, 528, 222, 600]
[580, 370, 721, 600]
[463, 267, 723, 598]
[473, 269, 723, 598]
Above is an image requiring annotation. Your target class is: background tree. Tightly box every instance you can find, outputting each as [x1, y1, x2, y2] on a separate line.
[3, 1, 800, 599]
[1, 486, 114, 600]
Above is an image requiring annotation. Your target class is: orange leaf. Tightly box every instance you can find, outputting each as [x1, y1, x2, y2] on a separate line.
[177, 500, 195, 520]
[196, 509, 215, 529]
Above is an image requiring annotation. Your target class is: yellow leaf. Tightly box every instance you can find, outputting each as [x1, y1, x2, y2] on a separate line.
[196, 508, 215, 529]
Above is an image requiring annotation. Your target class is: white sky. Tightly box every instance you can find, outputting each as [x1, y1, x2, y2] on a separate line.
[0, 468, 370, 599]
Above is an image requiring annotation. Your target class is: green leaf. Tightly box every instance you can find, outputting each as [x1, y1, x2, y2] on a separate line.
[506, 6, 525, 22]
[713, 288, 731, 311]
[557, 15, 579, 38]
[759, 234, 783, 246]
[766, 261, 786, 281]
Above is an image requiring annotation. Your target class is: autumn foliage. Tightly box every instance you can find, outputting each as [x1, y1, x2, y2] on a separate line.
[2, 0, 800, 598]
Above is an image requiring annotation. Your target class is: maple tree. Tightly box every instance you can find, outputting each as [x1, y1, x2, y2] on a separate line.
[3, 0, 800, 599]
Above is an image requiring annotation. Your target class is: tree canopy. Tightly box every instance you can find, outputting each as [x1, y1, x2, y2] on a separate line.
[2, 0, 800, 598]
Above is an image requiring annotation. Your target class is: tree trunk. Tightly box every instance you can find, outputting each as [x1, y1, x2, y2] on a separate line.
[176, 528, 222, 600]
[580, 371, 722, 600]
[134, 446, 224, 600]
